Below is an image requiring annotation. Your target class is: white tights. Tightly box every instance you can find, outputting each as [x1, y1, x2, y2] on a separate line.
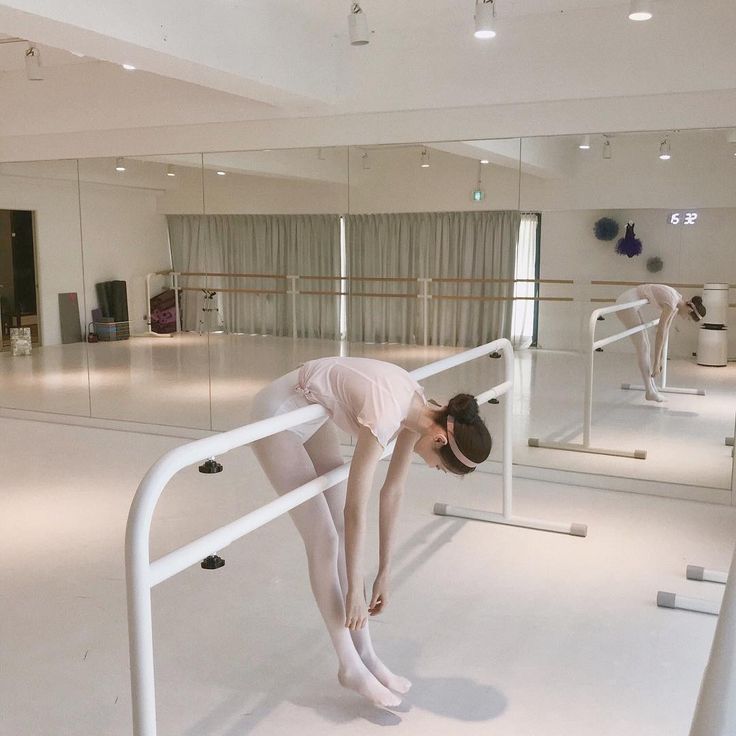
[616, 306, 663, 402]
[252, 421, 409, 706]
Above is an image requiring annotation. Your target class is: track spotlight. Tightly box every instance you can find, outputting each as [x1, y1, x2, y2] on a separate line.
[474, 0, 496, 39]
[628, 0, 653, 21]
[602, 139, 612, 159]
[420, 148, 430, 168]
[166, 165, 176, 177]
[361, 152, 371, 170]
[115, 158, 126, 172]
[578, 134, 591, 150]
[348, 3, 370, 46]
[24, 45, 43, 81]
[658, 138, 671, 160]
[727, 129, 736, 144]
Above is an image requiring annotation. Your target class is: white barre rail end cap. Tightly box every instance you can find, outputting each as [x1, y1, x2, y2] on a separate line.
[696, 389, 706, 395]
[686, 565, 705, 581]
[527, 438, 540, 447]
[570, 523, 588, 537]
[657, 591, 677, 608]
[634, 449, 647, 459]
[433, 503, 449, 516]
[621, 383, 632, 389]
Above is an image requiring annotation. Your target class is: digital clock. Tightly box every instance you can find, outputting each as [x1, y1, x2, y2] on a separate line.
[668, 212, 698, 225]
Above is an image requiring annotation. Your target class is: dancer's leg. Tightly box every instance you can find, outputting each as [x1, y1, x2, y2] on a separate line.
[252, 430, 400, 707]
[304, 422, 411, 694]
[616, 307, 663, 402]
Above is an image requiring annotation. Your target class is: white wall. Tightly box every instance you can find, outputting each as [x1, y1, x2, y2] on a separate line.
[78, 182, 170, 334]
[0, 162, 85, 346]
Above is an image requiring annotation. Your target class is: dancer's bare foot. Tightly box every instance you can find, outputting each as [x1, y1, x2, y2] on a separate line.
[338, 666, 402, 707]
[645, 389, 664, 402]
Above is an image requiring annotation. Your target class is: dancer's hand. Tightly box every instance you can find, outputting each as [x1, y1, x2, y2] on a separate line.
[369, 573, 390, 616]
[652, 361, 662, 377]
[345, 588, 368, 630]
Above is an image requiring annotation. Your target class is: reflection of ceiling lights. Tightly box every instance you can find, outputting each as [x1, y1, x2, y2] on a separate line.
[348, 2, 370, 46]
[166, 165, 176, 177]
[420, 148, 430, 168]
[628, 0, 653, 21]
[602, 139, 612, 159]
[578, 134, 591, 150]
[216, 170, 227, 176]
[658, 138, 671, 160]
[115, 158, 126, 172]
[24, 46, 43, 81]
[122, 63, 136, 71]
[474, 0, 496, 39]
[480, 159, 489, 164]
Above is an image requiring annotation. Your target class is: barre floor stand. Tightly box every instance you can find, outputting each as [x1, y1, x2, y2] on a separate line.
[529, 299, 653, 460]
[620, 335, 705, 396]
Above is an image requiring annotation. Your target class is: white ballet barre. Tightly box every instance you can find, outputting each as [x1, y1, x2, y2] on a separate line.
[657, 544, 736, 735]
[431, 340, 587, 537]
[529, 298, 655, 459]
[125, 338, 588, 736]
[657, 563, 729, 616]
[621, 334, 705, 396]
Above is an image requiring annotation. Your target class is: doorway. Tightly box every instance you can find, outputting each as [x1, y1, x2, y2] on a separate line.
[0, 210, 39, 349]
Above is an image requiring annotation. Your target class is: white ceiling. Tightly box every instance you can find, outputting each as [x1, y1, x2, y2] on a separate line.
[0, 1, 734, 142]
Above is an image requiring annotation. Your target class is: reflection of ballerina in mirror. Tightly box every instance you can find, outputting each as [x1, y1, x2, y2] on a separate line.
[615, 283, 706, 402]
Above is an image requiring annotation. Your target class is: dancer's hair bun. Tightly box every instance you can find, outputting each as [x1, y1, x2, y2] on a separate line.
[689, 295, 706, 320]
[447, 393, 479, 424]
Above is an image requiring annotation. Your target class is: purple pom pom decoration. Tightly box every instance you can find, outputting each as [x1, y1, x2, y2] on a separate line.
[616, 222, 643, 258]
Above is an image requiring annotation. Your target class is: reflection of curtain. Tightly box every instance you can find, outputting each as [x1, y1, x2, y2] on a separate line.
[167, 215, 340, 338]
[511, 214, 539, 349]
[346, 211, 520, 347]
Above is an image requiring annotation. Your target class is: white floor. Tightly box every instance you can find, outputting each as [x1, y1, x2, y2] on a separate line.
[1, 417, 734, 735]
[2, 334, 735, 492]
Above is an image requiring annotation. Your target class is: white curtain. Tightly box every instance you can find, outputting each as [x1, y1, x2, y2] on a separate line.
[167, 214, 341, 338]
[346, 211, 520, 347]
[510, 213, 539, 349]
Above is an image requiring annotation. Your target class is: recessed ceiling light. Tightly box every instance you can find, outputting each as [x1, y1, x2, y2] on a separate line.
[628, 0, 653, 21]
[480, 159, 490, 164]
[70, 51, 85, 58]
[122, 63, 136, 71]
[216, 170, 227, 176]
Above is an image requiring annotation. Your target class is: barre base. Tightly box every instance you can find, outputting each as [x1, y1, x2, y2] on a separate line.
[621, 382, 705, 396]
[528, 437, 646, 460]
[657, 591, 720, 616]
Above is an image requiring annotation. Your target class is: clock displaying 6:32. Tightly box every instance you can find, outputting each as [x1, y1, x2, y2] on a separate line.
[668, 211, 699, 225]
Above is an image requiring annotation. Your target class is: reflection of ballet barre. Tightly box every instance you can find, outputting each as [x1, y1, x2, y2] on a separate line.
[657, 546, 736, 734]
[529, 298, 656, 460]
[125, 337, 587, 736]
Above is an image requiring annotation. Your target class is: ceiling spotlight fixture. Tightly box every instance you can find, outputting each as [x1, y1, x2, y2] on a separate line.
[659, 138, 671, 160]
[628, 0, 653, 21]
[474, 0, 497, 39]
[348, 3, 370, 46]
[578, 134, 591, 150]
[362, 152, 371, 170]
[122, 63, 136, 71]
[728, 129, 736, 144]
[480, 159, 490, 164]
[166, 165, 176, 177]
[602, 139, 612, 159]
[24, 45, 43, 81]
[115, 158, 126, 172]
[420, 148, 430, 168]
[216, 170, 227, 176]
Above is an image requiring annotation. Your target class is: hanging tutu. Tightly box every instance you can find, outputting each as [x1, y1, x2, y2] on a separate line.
[616, 222, 642, 258]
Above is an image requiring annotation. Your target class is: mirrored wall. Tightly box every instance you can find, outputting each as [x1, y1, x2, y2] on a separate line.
[1, 129, 734, 495]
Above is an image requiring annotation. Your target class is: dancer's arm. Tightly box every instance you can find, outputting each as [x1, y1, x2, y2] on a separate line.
[653, 307, 676, 376]
[370, 428, 418, 616]
[344, 426, 384, 630]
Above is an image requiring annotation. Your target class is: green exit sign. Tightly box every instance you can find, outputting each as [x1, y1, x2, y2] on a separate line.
[472, 189, 485, 202]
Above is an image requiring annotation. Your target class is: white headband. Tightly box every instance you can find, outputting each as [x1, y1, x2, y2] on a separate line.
[446, 416, 479, 469]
